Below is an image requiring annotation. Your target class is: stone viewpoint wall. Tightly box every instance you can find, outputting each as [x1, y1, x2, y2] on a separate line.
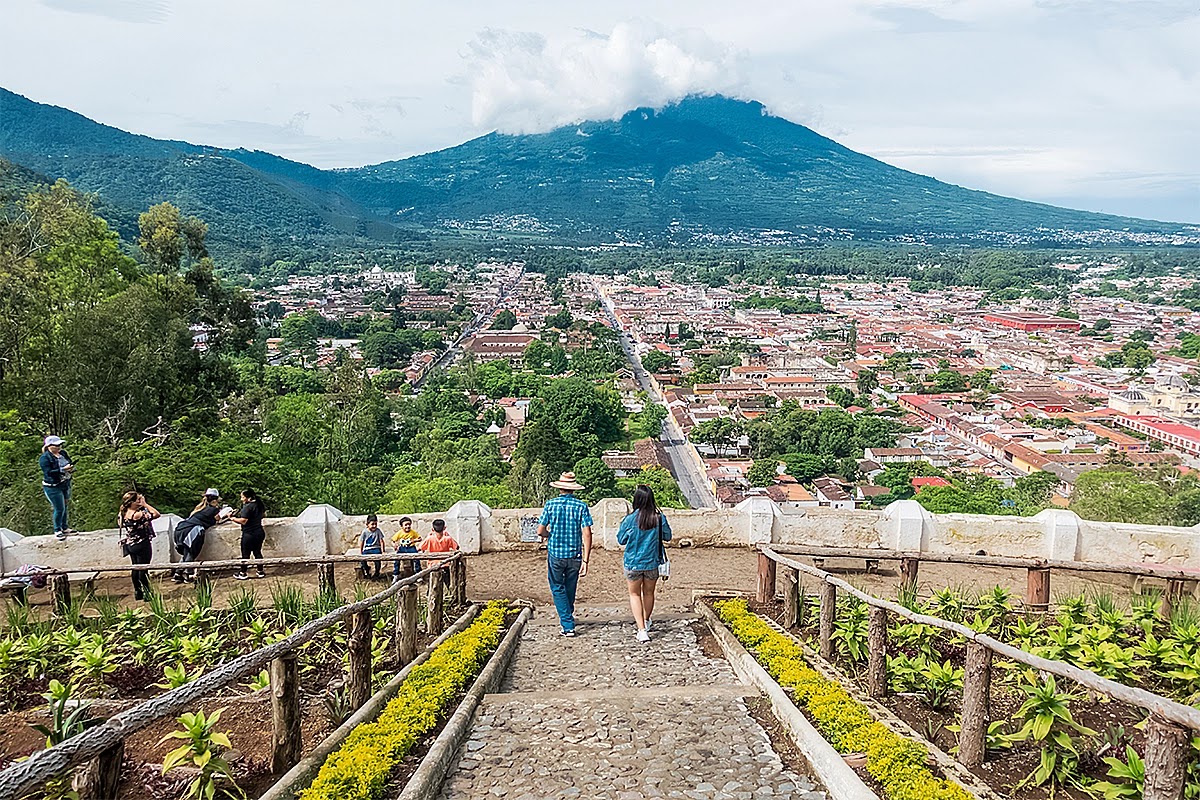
[2, 498, 1198, 574]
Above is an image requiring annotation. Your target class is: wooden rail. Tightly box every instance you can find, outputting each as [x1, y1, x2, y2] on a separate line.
[757, 546, 1199, 800]
[767, 543, 1200, 619]
[1, 553, 460, 615]
[0, 553, 467, 800]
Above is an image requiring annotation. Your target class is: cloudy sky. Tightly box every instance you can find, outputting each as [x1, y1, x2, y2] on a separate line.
[4, 0, 1198, 222]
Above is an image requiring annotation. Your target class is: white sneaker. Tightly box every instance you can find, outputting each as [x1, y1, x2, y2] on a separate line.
[636, 629, 650, 643]
[644, 618, 652, 632]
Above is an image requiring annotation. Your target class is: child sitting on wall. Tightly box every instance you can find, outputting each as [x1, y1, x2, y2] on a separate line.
[360, 513, 384, 578]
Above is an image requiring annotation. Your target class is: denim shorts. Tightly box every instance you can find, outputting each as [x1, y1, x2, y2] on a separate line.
[625, 568, 659, 581]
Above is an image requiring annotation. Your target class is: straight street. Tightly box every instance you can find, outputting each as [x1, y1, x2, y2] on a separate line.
[597, 290, 717, 509]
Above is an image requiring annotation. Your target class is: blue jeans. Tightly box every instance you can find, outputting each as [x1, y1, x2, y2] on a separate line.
[43, 484, 70, 533]
[393, 545, 421, 576]
[547, 556, 582, 632]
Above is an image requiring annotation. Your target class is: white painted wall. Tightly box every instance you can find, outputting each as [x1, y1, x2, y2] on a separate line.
[4, 499, 1198, 574]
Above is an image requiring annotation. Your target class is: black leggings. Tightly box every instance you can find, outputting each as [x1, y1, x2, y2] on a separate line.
[127, 540, 153, 597]
[240, 532, 265, 572]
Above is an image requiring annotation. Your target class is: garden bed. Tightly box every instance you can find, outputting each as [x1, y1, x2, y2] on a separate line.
[737, 577, 1200, 799]
[281, 600, 522, 800]
[0, 581, 460, 800]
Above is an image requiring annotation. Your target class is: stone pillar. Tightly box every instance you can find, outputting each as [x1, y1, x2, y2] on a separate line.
[735, 496, 778, 548]
[881, 500, 932, 552]
[591, 498, 632, 550]
[297, 504, 343, 557]
[0, 528, 24, 576]
[1034, 509, 1081, 562]
[151, 516, 181, 564]
[444, 501, 490, 555]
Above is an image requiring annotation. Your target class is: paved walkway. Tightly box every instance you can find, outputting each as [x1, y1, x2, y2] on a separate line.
[438, 606, 826, 800]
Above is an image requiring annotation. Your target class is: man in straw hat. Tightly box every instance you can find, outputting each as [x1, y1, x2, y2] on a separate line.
[537, 471, 594, 637]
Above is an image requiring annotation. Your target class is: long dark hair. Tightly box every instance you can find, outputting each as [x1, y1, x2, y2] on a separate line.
[633, 484, 660, 531]
[242, 488, 264, 516]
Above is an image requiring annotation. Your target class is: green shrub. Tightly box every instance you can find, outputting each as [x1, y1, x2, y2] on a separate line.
[300, 602, 509, 800]
[715, 599, 971, 800]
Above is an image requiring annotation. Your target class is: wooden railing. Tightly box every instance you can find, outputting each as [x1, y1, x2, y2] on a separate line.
[765, 543, 1200, 618]
[2, 553, 469, 615]
[757, 546, 1199, 800]
[0, 553, 467, 800]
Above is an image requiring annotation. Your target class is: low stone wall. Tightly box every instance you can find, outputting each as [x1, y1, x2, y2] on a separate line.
[2, 498, 1198, 574]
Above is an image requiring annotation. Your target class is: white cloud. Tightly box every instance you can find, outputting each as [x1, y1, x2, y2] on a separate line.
[465, 21, 747, 134]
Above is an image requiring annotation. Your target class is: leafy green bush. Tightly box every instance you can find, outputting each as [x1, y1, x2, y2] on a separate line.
[301, 601, 509, 800]
[715, 600, 970, 800]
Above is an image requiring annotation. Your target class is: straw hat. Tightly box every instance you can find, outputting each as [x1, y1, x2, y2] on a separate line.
[550, 471, 585, 491]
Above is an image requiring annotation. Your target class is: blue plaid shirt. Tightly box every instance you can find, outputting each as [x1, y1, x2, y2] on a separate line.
[538, 494, 594, 559]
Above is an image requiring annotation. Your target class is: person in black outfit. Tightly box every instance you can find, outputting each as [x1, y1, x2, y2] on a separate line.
[172, 489, 229, 583]
[118, 491, 160, 600]
[232, 489, 266, 580]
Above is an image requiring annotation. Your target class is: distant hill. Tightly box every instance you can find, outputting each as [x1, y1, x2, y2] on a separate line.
[0, 87, 386, 246]
[0, 87, 1192, 248]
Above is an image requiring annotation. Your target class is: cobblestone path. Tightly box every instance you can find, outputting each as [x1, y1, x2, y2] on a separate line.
[438, 606, 826, 800]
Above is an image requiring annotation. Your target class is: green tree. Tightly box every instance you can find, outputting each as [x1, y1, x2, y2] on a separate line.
[137, 201, 184, 274]
[856, 369, 879, 395]
[491, 310, 517, 330]
[280, 312, 319, 367]
[573, 456, 619, 503]
[1070, 468, 1170, 524]
[641, 350, 674, 374]
[826, 386, 855, 408]
[630, 403, 668, 439]
[747, 458, 780, 487]
[618, 466, 686, 508]
[545, 308, 573, 329]
[932, 370, 967, 393]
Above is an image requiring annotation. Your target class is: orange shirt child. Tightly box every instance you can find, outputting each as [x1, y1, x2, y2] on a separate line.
[418, 519, 458, 557]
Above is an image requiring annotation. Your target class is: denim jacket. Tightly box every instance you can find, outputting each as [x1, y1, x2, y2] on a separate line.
[39, 450, 72, 487]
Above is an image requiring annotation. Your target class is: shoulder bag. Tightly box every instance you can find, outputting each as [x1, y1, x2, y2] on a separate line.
[657, 515, 670, 581]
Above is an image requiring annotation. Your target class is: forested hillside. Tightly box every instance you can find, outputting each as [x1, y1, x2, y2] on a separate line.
[3, 88, 1192, 252]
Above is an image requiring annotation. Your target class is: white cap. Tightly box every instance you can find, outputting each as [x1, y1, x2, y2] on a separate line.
[44, 435, 64, 447]
[204, 488, 221, 497]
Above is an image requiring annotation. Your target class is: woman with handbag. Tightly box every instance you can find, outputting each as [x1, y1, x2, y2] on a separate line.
[118, 491, 160, 600]
[616, 484, 672, 643]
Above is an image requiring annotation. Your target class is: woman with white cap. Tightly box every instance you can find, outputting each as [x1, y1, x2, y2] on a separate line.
[39, 435, 75, 540]
[171, 488, 230, 583]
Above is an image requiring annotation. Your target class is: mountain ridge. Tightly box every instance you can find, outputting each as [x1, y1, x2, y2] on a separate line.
[0, 87, 1192, 248]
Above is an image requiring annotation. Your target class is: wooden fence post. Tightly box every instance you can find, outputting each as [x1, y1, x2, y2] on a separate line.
[818, 581, 836, 661]
[1144, 716, 1189, 800]
[757, 552, 777, 604]
[867, 605, 888, 698]
[447, 558, 461, 609]
[74, 741, 123, 800]
[347, 609, 373, 710]
[1160, 580, 1186, 622]
[957, 642, 992, 768]
[269, 653, 301, 773]
[899, 557, 919, 593]
[396, 585, 418, 667]
[1026, 567, 1051, 615]
[427, 568, 445, 636]
[456, 557, 468, 607]
[317, 562, 336, 598]
[781, 567, 799, 629]
[49, 574, 71, 615]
